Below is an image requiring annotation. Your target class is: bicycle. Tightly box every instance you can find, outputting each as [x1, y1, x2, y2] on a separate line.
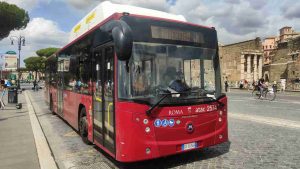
[252, 86, 276, 101]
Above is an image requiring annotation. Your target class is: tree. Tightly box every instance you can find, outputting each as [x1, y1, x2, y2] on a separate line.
[24, 56, 46, 81]
[19, 67, 28, 72]
[36, 47, 60, 57]
[0, 2, 30, 40]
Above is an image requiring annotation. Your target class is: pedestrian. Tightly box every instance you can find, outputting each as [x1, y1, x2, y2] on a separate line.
[225, 80, 229, 92]
[5, 79, 12, 88]
[239, 80, 244, 89]
[280, 79, 286, 93]
[258, 78, 265, 98]
[272, 81, 277, 93]
[33, 80, 38, 91]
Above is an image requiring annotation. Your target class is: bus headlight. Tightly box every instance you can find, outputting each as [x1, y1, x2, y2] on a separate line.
[146, 148, 151, 154]
[145, 127, 151, 133]
[143, 119, 149, 124]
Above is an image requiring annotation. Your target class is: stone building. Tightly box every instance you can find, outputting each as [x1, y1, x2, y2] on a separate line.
[279, 26, 300, 43]
[219, 38, 263, 85]
[262, 36, 278, 65]
[264, 37, 300, 90]
[262, 27, 299, 68]
[261, 26, 300, 90]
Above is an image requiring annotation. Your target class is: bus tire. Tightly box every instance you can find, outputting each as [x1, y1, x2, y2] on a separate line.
[79, 107, 91, 145]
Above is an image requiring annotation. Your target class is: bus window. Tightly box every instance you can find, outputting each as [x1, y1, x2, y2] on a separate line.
[118, 42, 216, 103]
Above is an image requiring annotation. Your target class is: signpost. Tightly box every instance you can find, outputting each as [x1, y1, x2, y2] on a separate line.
[4, 51, 18, 71]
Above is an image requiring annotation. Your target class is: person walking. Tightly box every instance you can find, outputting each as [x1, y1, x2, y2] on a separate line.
[239, 80, 244, 89]
[0, 79, 4, 90]
[258, 78, 265, 99]
[225, 80, 229, 92]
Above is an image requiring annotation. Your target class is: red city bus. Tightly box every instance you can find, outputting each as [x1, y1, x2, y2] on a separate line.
[45, 2, 228, 162]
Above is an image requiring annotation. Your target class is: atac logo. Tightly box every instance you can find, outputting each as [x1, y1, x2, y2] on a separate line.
[168, 109, 184, 116]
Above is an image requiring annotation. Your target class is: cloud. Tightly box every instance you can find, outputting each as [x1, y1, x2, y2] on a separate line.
[3, 0, 39, 11]
[2, 0, 300, 58]
[248, 0, 268, 9]
[65, 0, 100, 11]
[224, 0, 240, 4]
[65, 0, 169, 13]
[170, 0, 270, 43]
[0, 17, 69, 66]
[281, 3, 300, 19]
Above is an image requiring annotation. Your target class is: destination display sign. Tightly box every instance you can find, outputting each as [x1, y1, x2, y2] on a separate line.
[151, 26, 204, 43]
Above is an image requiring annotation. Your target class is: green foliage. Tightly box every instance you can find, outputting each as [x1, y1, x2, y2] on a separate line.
[19, 67, 28, 72]
[24, 56, 46, 73]
[0, 2, 30, 40]
[36, 47, 60, 57]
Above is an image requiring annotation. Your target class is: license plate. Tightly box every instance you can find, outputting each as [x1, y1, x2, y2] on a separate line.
[181, 142, 197, 151]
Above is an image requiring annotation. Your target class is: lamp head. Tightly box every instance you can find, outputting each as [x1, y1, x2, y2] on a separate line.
[22, 39, 25, 46]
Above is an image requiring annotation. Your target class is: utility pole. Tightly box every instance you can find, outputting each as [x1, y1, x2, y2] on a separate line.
[0, 54, 3, 79]
[10, 36, 25, 89]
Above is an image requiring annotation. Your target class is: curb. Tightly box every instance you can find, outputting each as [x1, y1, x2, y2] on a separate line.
[25, 91, 58, 169]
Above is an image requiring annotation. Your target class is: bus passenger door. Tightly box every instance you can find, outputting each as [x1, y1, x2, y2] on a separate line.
[103, 46, 115, 154]
[93, 46, 115, 154]
[93, 50, 104, 145]
[57, 60, 64, 117]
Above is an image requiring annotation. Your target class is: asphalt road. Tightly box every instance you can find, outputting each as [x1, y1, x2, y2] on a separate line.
[26, 89, 300, 169]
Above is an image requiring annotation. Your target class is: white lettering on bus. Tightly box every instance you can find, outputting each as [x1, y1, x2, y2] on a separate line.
[169, 110, 184, 116]
[195, 105, 218, 113]
[195, 107, 206, 113]
[206, 105, 217, 112]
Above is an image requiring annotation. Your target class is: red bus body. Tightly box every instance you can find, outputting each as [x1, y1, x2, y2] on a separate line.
[45, 12, 228, 162]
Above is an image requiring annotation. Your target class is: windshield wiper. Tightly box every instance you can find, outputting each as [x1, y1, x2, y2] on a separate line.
[146, 91, 224, 116]
[146, 94, 169, 116]
[146, 90, 194, 116]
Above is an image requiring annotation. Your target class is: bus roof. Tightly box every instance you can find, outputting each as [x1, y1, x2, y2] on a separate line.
[69, 1, 186, 43]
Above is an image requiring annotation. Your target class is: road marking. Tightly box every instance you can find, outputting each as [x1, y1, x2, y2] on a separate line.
[229, 99, 246, 102]
[25, 91, 58, 169]
[229, 113, 300, 130]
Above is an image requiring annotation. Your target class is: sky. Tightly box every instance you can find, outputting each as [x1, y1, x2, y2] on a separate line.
[1, 0, 300, 67]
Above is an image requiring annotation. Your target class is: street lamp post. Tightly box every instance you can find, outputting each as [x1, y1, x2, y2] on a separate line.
[10, 36, 25, 89]
[0, 54, 3, 79]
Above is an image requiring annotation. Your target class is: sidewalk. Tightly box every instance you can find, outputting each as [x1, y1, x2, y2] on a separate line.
[0, 91, 40, 169]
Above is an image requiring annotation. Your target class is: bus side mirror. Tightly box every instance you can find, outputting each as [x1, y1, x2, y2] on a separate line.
[100, 20, 133, 61]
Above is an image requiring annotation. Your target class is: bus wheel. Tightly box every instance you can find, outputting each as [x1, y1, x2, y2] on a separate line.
[79, 107, 91, 145]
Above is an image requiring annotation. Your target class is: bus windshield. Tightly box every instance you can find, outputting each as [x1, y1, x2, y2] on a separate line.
[118, 42, 218, 104]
